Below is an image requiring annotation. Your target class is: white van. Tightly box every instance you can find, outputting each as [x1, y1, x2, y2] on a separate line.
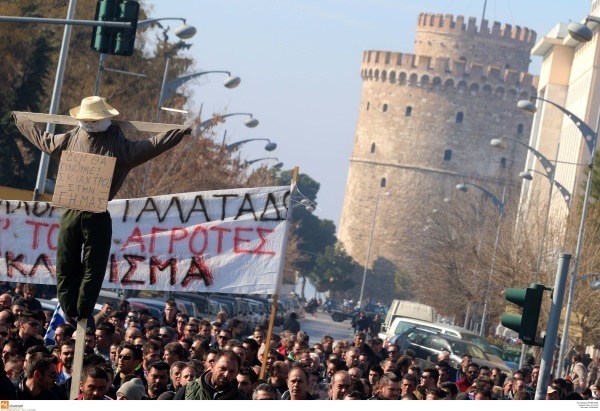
[380, 300, 436, 337]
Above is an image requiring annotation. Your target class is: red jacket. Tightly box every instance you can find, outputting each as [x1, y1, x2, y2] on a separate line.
[455, 377, 474, 392]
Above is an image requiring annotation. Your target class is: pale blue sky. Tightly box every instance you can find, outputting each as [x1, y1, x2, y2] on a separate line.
[150, 0, 590, 229]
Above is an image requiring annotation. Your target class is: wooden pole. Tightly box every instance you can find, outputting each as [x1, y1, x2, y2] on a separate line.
[69, 318, 87, 400]
[259, 166, 299, 380]
[13, 111, 188, 133]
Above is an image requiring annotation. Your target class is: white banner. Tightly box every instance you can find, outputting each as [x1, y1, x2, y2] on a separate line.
[0, 186, 291, 295]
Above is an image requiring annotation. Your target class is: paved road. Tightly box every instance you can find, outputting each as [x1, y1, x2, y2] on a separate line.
[296, 311, 355, 343]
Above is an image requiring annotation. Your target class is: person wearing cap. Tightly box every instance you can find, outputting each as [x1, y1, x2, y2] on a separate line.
[12, 97, 191, 321]
[117, 377, 146, 400]
[546, 385, 559, 400]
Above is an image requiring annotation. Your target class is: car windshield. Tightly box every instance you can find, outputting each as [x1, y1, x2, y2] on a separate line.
[449, 340, 486, 359]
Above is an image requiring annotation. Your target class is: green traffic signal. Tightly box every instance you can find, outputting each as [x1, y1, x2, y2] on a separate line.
[501, 283, 547, 347]
[91, 0, 139, 56]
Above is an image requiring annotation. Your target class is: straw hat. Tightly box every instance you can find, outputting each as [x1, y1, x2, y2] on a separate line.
[69, 96, 119, 121]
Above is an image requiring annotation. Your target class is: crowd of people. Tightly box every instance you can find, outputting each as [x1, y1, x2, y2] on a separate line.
[0, 283, 598, 400]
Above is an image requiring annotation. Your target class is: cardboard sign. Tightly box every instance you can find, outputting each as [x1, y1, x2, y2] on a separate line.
[52, 151, 116, 212]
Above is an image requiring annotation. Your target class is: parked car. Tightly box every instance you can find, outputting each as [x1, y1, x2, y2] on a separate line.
[127, 298, 170, 319]
[380, 317, 461, 345]
[391, 327, 513, 375]
[486, 345, 519, 370]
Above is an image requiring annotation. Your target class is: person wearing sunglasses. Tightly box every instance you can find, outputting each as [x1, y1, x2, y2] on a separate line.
[14, 310, 42, 351]
[455, 362, 480, 393]
[211, 330, 232, 350]
[114, 342, 144, 389]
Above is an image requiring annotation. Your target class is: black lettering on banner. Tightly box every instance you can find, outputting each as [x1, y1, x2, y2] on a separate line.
[150, 257, 178, 285]
[121, 255, 145, 285]
[282, 190, 291, 214]
[235, 193, 257, 221]
[6, 201, 28, 215]
[181, 256, 213, 287]
[260, 193, 283, 221]
[159, 196, 185, 223]
[214, 194, 238, 221]
[135, 197, 159, 223]
[185, 195, 211, 223]
[31, 202, 53, 218]
[122, 199, 130, 223]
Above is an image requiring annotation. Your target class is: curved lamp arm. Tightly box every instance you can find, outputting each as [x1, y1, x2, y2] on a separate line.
[197, 113, 258, 133]
[523, 97, 597, 156]
[456, 182, 504, 214]
[492, 136, 555, 179]
[522, 169, 572, 208]
[161, 71, 235, 107]
[138, 17, 186, 28]
[226, 138, 273, 152]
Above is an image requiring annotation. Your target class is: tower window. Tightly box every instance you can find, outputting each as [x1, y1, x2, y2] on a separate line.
[405, 106, 412, 117]
[366, 102, 370, 111]
[501, 158, 507, 168]
[517, 123, 524, 134]
[382, 104, 388, 112]
[371, 143, 376, 153]
[380, 178, 386, 188]
[444, 150, 452, 161]
[456, 112, 464, 124]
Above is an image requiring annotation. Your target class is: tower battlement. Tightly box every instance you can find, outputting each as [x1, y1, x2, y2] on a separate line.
[417, 13, 536, 44]
[360, 50, 538, 91]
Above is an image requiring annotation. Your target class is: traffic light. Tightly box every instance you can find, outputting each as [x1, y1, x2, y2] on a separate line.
[91, 0, 140, 56]
[501, 283, 546, 347]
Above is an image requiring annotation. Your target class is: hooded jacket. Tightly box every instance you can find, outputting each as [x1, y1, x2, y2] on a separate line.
[175, 369, 246, 400]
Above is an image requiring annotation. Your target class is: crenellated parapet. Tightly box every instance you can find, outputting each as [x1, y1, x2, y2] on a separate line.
[417, 13, 536, 44]
[360, 50, 538, 97]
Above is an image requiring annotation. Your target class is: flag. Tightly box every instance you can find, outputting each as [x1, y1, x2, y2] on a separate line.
[44, 303, 66, 346]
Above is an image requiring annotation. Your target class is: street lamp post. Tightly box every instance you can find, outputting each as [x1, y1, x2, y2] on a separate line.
[456, 182, 506, 336]
[358, 190, 389, 309]
[518, 96, 599, 377]
[491, 137, 558, 283]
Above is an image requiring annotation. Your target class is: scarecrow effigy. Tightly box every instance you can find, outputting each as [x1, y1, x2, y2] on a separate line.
[13, 96, 190, 320]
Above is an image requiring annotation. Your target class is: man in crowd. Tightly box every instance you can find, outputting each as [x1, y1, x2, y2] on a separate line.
[53, 323, 75, 347]
[175, 350, 245, 400]
[456, 362, 479, 392]
[14, 310, 43, 350]
[14, 352, 59, 400]
[57, 339, 75, 383]
[94, 323, 114, 361]
[114, 342, 144, 388]
[329, 370, 352, 400]
[77, 366, 110, 400]
[269, 361, 290, 397]
[141, 341, 161, 378]
[94, 302, 113, 326]
[146, 361, 170, 399]
[20, 284, 43, 312]
[163, 342, 186, 366]
[162, 300, 178, 328]
[369, 372, 402, 400]
[282, 363, 314, 400]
